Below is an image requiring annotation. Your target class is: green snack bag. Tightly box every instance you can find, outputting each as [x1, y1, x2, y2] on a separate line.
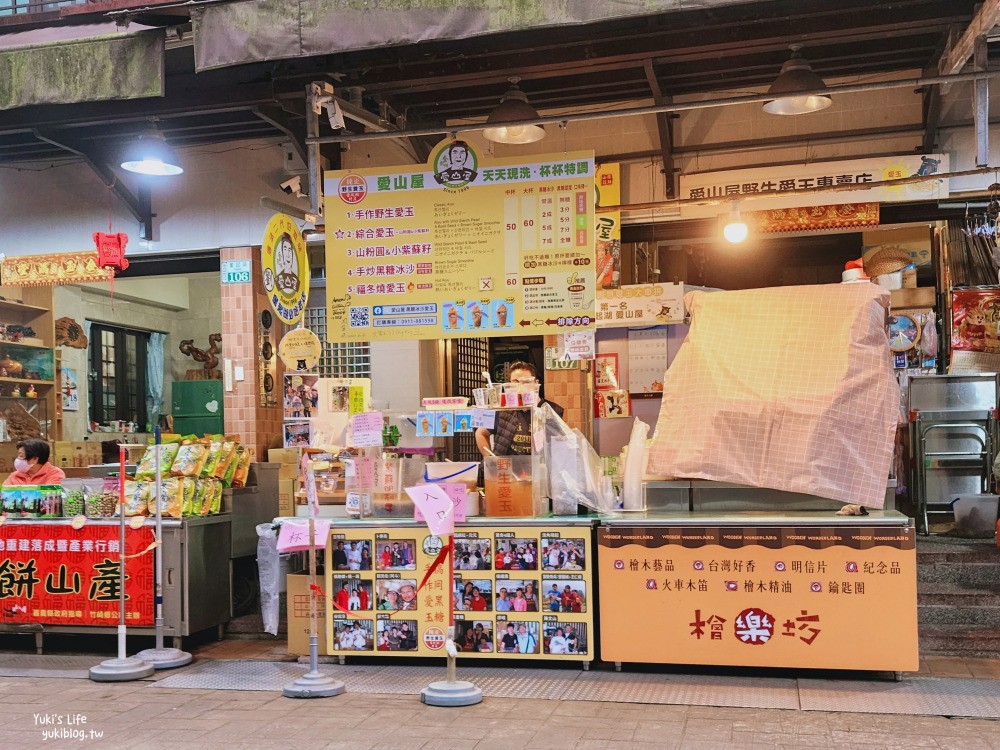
[200, 440, 224, 479]
[209, 479, 224, 515]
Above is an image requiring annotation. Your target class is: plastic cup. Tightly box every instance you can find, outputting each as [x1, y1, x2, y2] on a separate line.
[487, 384, 503, 407]
[503, 384, 520, 408]
[473, 388, 488, 407]
[521, 383, 540, 406]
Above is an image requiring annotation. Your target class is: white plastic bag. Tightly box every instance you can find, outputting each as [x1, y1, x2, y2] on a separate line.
[256, 522, 280, 636]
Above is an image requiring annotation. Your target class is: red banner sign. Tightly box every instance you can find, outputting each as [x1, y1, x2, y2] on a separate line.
[0, 523, 154, 626]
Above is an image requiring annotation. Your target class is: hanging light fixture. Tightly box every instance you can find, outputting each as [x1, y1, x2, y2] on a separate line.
[722, 202, 749, 244]
[483, 77, 546, 145]
[120, 123, 184, 176]
[762, 45, 832, 116]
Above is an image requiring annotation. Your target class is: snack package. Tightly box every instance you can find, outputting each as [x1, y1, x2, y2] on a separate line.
[223, 448, 241, 487]
[135, 442, 180, 480]
[1, 486, 20, 515]
[145, 478, 184, 518]
[213, 441, 239, 480]
[117, 480, 148, 517]
[232, 447, 252, 488]
[189, 478, 207, 516]
[179, 477, 197, 517]
[209, 478, 224, 515]
[200, 440, 225, 479]
[171, 441, 209, 478]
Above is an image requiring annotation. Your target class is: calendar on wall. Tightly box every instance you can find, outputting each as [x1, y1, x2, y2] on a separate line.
[627, 328, 668, 394]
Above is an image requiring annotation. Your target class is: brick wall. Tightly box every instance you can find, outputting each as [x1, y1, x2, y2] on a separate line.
[542, 334, 592, 442]
[220, 246, 284, 459]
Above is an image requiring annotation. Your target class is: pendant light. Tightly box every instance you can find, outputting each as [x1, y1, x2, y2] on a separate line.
[762, 45, 832, 116]
[120, 123, 184, 176]
[483, 77, 546, 145]
[722, 202, 748, 244]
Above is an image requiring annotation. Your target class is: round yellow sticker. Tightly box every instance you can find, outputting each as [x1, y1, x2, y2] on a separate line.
[261, 213, 310, 325]
[279, 327, 322, 372]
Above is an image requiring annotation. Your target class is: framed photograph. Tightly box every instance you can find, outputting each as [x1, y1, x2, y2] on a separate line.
[454, 578, 493, 612]
[594, 353, 619, 390]
[375, 578, 418, 611]
[495, 620, 540, 654]
[595, 389, 630, 418]
[376, 619, 418, 651]
[283, 374, 320, 419]
[455, 620, 494, 653]
[543, 621, 588, 655]
[332, 619, 373, 651]
[283, 421, 312, 448]
[453, 536, 492, 570]
[375, 539, 418, 571]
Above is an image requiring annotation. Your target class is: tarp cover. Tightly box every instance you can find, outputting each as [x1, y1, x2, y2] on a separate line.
[647, 283, 898, 508]
[192, 0, 752, 71]
[0, 25, 163, 110]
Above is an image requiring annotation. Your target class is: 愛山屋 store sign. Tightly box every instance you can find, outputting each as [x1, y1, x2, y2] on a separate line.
[678, 154, 949, 217]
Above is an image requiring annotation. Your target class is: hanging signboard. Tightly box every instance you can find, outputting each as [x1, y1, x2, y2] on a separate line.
[0, 522, 154, 626]
[262, 213, 310, 326]
[679, 154, 949, 217]
[596, 283, 684, 328]
[325, 139, 596, 342]
[0, 252, 110, 287]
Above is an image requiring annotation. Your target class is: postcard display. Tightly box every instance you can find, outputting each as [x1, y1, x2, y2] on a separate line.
[325, 521, 594, 662]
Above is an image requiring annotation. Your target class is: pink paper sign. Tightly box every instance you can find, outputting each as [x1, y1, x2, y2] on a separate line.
[406, 482, 465, 535]
[276, 519, 331, 553]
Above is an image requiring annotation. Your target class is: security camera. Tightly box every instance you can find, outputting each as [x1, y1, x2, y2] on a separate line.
[280, 176, 302, 196]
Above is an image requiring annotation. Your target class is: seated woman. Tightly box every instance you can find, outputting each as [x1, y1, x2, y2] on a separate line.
[4, 439, 65, 486]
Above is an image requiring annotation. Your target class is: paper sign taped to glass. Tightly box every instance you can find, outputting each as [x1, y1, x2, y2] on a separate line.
[647, 283, 898, 508]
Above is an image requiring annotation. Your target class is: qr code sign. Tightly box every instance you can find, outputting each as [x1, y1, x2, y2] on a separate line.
[349, 306, 371, 328]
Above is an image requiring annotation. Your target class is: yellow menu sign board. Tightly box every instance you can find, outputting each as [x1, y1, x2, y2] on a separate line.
[325, 523, 593, 661]
[324, 139, 596, 341]
[598, 525, 918, 672]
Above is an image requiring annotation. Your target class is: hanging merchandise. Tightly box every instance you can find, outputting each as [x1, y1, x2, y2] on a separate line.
[94, 232, 129, 275]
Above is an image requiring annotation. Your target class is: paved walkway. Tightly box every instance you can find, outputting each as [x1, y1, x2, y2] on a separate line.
[1, 637, 998, 749]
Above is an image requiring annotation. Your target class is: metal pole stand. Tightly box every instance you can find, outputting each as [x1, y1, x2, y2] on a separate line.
[421, 533, 482, 707]
[283, 451, 345, 699]
[90, 446, 155, 682]
[138, 429, 193, 669]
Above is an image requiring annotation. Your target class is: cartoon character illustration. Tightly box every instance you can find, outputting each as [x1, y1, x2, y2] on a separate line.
[274, 233, 299, 294]
[433, 140, 478, 186]
[960, 304, 989, 351]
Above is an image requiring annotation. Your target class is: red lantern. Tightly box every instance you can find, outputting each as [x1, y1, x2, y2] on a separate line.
[93, 232, 129, 274]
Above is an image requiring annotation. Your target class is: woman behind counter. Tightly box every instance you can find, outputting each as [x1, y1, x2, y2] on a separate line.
[4, 439, 65, 486]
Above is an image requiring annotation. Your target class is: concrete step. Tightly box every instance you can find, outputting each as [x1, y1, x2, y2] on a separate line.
[917, 583, 1000, 608]
[916, 536, 998, 564]
[918, 603, 1000, 626]
[919, 624, 1000, 656]
[917, 561, 1000, 588]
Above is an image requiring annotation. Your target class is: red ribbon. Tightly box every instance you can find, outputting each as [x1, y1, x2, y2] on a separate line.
[310, 583, 352, 614]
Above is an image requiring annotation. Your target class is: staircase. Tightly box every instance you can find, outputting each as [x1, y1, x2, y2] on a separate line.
[918, 535, 1000, 656]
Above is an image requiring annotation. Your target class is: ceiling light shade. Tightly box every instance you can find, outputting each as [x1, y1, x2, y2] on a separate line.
[722, 203, 749, 244]
[483, 78, 546, 144]
[762, 45, 832, 116]
[120, 127, 183, 176]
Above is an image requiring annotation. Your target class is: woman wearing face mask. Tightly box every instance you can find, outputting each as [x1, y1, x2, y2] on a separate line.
[4, 439, 65, 486]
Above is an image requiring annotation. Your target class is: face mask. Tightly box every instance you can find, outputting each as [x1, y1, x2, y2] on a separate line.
[13, 458, 30, 474]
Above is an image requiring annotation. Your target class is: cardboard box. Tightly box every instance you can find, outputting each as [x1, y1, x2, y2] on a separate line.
[286, 573, 327, 656]
[53, 441, 104, 469]
[268, 448, 300, 465]
[278, 478, 296, 517]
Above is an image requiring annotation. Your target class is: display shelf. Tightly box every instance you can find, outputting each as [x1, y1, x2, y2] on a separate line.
[0, 377, 53, 386]
[0, 340, 49, 350]
[0, 298, 49, 315]
[0, 285, 57, 443]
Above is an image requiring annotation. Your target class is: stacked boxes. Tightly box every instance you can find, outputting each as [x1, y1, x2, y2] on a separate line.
[53, 441, 103, 469]
[269, 448, 299, 516]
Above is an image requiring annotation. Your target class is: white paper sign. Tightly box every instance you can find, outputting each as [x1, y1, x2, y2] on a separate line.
[350, 411, 384, 447]
[470, 409, 497, 429]
[563, 331, 596, 360]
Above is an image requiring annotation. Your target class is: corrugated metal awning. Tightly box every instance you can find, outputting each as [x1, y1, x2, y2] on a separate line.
[0, 22, 164, 110]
